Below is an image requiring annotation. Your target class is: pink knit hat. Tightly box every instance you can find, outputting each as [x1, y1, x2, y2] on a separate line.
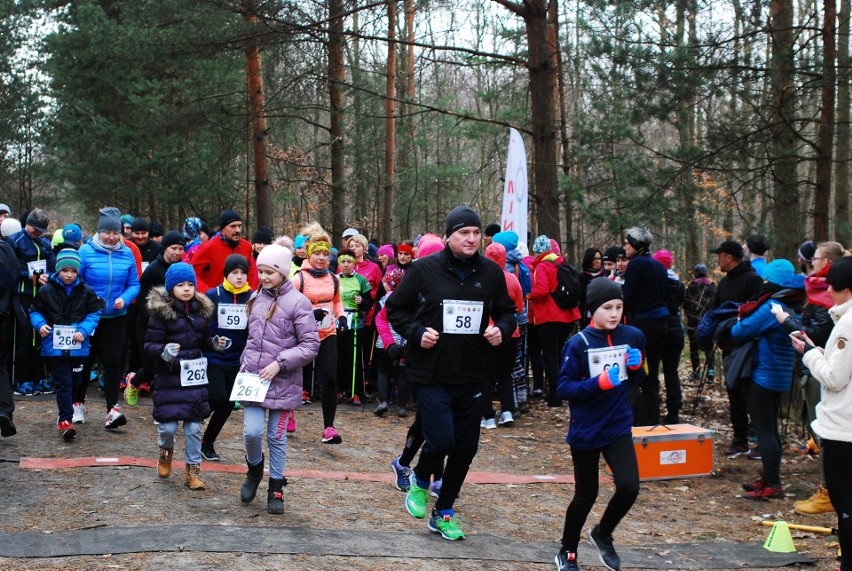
[652, 249, 673, 270]
[377, 244, 395, 258]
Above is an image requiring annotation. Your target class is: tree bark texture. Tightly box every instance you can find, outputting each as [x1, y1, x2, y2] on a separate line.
[328, 0, 346, 245]
[769, 0, 801, 259]
[836, 0, 851, 243]
[243, 8, 271, 230]
[814, 0, 836, 241]
[382, 0, 397, 243]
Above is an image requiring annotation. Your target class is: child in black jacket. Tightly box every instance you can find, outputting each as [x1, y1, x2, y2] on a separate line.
[29, 249, 102, 440]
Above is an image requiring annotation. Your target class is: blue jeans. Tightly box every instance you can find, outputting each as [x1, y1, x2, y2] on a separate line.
[157, 421, 202, 465]
[244, 406, 288, 479]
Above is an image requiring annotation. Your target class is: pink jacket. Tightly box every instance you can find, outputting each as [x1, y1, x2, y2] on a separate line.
[240, 280, 320, 410]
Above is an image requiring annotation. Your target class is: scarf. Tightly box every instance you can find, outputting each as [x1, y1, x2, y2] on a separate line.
[223, 279, 251, 295]
[805, 265, 833, 309]
[91, 233, 123, 253]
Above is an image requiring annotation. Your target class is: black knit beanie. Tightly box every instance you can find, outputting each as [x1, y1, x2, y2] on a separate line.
[444, 206, 481, 238]
[586, 278, 624, 317]
[223, 254, 250, 277]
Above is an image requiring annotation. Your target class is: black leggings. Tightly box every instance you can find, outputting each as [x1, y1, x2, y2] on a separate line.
[631, 316, 667, 425]
[79, 316, 127, 411]
[303, 335, 338, 428]
[823, 439, 852, 571]
[482, 337, 517, 418]
[537, 322, 572, 406]
[744, 380, 783, 485]
[560, 434, 640, 552]
[203, 364, 238, 445]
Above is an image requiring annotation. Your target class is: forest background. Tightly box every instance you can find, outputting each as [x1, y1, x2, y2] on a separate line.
[1, 0, 850, 269]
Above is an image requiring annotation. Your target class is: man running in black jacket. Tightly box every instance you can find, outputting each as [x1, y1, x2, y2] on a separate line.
[387, 206, 516, 540]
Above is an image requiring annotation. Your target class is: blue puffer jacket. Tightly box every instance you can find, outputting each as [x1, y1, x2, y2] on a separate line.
[79, 239, 140, 319]
[730, 297, 798, 392]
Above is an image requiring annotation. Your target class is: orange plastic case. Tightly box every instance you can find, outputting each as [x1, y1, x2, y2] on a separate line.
[628, 424, 716, 481]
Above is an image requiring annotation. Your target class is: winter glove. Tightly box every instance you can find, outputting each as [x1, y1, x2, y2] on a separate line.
[161, 343, 180, 363]
[336, 315, 348, 333]
[213, 335, 232, 351]
[598, 364, 622, 390]
[626, 347, 642, 369]
[387, 343, 404, 360]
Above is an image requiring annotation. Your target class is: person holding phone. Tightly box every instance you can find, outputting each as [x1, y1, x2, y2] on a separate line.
[730, 260, 806, 499]
[791, 255, 852, 571]
[773, 241, 847, 514]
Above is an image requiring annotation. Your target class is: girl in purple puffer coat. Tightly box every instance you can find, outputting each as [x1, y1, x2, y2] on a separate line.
[238, 244, 320, 514]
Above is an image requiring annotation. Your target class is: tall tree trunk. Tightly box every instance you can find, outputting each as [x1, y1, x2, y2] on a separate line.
[401, 0, 416, 239]
[814, 0, 836, 240]
[769, 0, 801, 258]
[382, 0, 397, 243]
[493, 0, 560, 239]
[243, 5, 271, 230]
[549, 0, 574, 258]
[836, 0, 851, 243]
[328, 0, 346, 244]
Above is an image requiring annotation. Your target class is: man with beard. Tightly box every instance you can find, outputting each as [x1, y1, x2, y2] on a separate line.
[191, 209, 258, 292]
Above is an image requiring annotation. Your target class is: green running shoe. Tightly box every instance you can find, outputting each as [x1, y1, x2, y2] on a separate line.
[405, 479, 430, 519]
[123, 383, 138, 407]
[427, 509, 465, 540]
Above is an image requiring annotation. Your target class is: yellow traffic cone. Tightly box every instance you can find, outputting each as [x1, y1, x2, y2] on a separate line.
[763, 520, 797, 553]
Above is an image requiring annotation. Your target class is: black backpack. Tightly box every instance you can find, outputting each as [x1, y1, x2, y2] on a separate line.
[546, 260, 581, 309]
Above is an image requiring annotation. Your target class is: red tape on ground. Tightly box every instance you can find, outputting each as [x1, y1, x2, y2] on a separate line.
[19, 456, 574, 485]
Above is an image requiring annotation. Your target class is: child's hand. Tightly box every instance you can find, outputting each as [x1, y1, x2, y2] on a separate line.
[213, 335, 232, 351]
[161, 343, 180, 362]
[607, 365, 622, 386]
[259, 361, 281, 380]
[598, 365, 622, 390]
[72, 332, 85, 343]
[626, 347, 642, 368]
[39, 325, 51, 338]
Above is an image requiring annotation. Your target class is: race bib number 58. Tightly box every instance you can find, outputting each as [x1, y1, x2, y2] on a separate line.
[442, 300, 484, 334]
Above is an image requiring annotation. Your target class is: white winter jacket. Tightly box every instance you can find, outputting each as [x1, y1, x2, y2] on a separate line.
[803, 297, 852, 443]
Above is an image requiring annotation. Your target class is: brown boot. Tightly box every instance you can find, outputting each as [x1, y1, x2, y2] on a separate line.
[794, 484, 834, 514]
[157, 447, 173, 478]
[185, 463, 206, 490]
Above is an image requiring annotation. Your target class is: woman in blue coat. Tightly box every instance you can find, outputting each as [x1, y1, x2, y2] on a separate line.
[731, 259, 805, 499]
[76, 208, 140, 429]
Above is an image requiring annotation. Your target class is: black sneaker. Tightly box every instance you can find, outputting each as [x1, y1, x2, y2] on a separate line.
[0, 413, 16, 437]
[201, 442, 220, 461]
[554, 550, 580, 570]
[589, 525, 620, 571]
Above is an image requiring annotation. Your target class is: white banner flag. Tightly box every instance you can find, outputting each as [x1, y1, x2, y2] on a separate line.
[500, 128, 528, 247]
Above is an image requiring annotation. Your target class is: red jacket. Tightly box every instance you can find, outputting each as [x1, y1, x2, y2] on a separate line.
[528, 253, 581, 326]
[191, 235, 259, 293]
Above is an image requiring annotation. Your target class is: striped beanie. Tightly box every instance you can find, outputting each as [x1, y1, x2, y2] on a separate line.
[55, 249, 81, 272]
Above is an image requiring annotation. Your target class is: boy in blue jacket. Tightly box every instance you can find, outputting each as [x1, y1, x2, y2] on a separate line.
[200, 254, 252, 461]
[30, 249, 102, 440]
[554, 278, 646, 571]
